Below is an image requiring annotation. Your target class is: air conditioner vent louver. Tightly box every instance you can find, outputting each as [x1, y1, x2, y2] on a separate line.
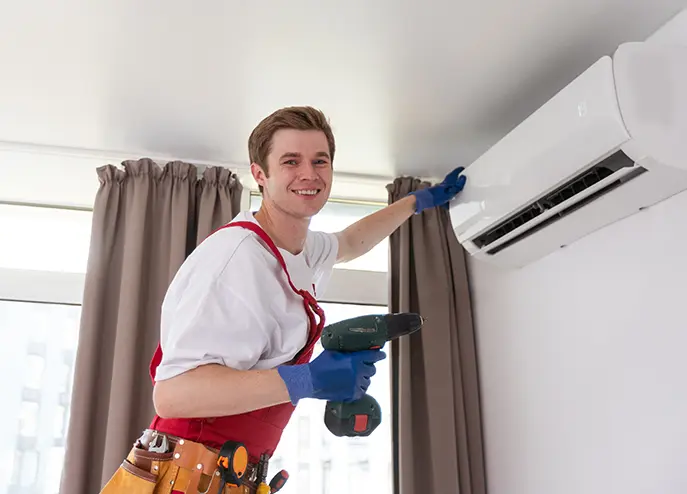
[472, 151, 642, 251]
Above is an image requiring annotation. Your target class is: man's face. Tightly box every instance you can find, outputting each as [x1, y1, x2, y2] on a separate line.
[252, 128, 333, 219]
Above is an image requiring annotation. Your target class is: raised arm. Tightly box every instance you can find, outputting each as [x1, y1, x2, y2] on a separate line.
[336, 196, 415, 263]
[335, 167, 467, 263]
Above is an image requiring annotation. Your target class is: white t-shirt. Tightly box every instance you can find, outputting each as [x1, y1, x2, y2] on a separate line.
[154, 211, 339, 381]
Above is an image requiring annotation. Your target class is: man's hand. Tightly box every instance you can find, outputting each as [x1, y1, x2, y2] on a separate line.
[409, 166, 467, 214]
[277, 349, 386, 404]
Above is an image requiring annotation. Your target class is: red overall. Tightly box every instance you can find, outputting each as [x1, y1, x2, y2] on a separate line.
[147, 220, 326, 463]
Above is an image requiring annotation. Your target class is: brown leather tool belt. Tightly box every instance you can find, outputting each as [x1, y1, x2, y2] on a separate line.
[130, 429, 258, 492]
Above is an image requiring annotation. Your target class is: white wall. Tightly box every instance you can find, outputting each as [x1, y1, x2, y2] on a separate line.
[469, 190, 687, 494]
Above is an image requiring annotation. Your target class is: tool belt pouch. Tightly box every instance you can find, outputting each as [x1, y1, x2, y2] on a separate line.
[101, 440, 225, 493]
[100, 446, 172, 493]
[172, 438, 225, 492]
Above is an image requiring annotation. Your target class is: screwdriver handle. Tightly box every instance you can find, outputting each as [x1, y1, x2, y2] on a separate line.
[269, 470, 289, 492]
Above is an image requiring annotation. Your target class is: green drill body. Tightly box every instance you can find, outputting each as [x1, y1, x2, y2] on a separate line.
[320, 312, 424, 437]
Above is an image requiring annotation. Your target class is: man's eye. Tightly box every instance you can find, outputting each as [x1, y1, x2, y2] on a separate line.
[284, 160, 297, 165]
[314, 160, 328, 165]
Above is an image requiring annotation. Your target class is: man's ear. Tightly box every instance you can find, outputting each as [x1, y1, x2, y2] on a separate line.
[250, 162, 267, 189]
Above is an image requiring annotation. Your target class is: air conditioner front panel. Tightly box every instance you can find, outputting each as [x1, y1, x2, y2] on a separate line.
[472, 158, 645, 255]
[450, 55, 631, 241]
[466, 162, 687, 268]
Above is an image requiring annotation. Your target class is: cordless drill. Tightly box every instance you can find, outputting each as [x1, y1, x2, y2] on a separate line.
[320, 312, 424, 437]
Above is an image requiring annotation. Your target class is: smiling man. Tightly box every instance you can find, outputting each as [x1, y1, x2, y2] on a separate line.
[100, 107, 466, 493]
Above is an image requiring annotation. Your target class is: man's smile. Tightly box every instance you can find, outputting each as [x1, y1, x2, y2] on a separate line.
[292, 188, 321, 197]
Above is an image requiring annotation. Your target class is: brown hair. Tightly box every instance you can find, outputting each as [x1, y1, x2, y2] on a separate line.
[248, 106, 335, 192]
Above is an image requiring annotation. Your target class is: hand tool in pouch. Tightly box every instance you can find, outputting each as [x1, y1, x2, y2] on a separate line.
[216, 440, 248, 492]
[254, 452, 289, 493]
[147, 433, 169, 453]
[255, 453, 270, 494]
[269, 470, 289, 492]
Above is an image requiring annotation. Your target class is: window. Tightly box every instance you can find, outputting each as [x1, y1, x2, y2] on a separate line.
[0, 197, 392, 494]
[297, 415, 311, 452]
[0, 204, 93, 273]
[249, 193, 388, 272]
[270, 302, 393, 494]
[0, 300, 81, 493]
[0, 203, 88, 494]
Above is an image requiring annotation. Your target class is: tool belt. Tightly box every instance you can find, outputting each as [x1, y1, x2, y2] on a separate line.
[100, 430, 259, 493]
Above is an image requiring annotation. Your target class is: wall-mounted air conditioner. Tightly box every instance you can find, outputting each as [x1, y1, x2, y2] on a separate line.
[449, 9, 687, 269]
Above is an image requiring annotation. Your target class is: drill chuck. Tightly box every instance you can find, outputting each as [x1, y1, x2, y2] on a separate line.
[384, 313, 424, 340]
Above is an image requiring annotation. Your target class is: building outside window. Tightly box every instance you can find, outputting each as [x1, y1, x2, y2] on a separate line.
[0, 204, 89, 494]
[0, 301, 81, 494]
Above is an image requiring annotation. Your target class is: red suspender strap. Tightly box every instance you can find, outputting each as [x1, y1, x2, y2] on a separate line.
[150, 345, 162, 383]
[149, 220, 325, 383]
[229, 221, 325, 359]
[230, 222, 303, 296]
[230, 222, 316, 298]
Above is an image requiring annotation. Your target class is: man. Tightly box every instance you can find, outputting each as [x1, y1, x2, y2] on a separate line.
[100, 106, 466, 493]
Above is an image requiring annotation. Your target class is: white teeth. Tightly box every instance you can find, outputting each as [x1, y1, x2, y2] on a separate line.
[294, 190, 318, 196]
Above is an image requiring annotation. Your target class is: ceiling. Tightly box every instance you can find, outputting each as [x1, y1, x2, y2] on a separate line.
[1, 0, 685, 181]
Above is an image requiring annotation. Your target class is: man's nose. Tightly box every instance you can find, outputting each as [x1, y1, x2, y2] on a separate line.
[298, 162, 321, 181]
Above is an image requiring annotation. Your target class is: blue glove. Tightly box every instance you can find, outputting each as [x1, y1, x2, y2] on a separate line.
[409, 166, 467, 213]
[277, 349, 386, 405]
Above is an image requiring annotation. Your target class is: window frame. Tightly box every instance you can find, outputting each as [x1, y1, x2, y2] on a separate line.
[0, 268, 85, 305]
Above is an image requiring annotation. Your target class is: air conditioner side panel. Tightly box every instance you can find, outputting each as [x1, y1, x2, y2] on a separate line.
[450, 55, 631, 242]
[614, 42, 687, 172]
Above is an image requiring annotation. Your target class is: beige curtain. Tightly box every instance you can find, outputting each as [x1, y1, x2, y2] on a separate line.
[60, 159, 243, 494]
[387, 177, 487, 494]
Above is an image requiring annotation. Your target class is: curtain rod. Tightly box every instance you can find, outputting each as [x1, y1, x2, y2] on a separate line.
[0, 199, 93, 212]
[0, 140, 425, 187]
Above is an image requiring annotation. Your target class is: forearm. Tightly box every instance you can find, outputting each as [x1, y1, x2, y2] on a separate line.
[153, 364, 291, 418]
[337, 195, 416, 263]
